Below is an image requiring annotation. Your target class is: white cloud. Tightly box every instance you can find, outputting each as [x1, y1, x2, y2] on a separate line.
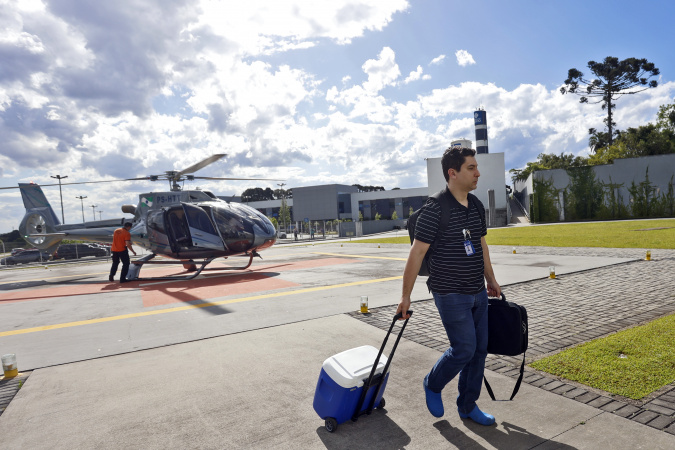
[362, 47, 401, 93]
[0, 1, 673, 233]
[455, 49, 476, 67]
[430, 55, 445, 65]
[404, 65, 431, 84]
[196, 0, 410, 53]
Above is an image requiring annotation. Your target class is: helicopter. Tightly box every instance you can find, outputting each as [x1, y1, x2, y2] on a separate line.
[8, 154, 280, 280]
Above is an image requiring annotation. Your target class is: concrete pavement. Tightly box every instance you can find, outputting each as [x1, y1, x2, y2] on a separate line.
[1, 243, 674, 448]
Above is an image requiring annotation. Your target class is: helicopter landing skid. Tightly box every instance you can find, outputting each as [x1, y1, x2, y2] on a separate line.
[127, 254, 217, 281]
[202, 252, 259, 272]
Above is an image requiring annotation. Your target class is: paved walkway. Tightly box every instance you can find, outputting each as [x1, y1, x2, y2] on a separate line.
[350, 246, 675, 435]
[1, 245, 674, 447]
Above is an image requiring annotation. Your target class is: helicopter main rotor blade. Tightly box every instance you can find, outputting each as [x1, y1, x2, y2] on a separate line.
[177, 154, 227, 176]
[0, 177, 151, 190]
[193, 176, 285, 181]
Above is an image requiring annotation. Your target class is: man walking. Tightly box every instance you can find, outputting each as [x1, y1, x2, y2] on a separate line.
[109, 222, 137, 283]
[396, 147, 501, 425]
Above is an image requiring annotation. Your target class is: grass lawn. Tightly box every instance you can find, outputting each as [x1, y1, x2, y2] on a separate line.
[347, 218, 675, 249]
[530, 314, 675, 399]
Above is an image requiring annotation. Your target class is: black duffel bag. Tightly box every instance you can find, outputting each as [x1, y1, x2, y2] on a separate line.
[483, 293, 528, 400]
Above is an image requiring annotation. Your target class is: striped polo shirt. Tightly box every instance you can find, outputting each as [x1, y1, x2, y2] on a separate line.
[414, 191, 487, 294]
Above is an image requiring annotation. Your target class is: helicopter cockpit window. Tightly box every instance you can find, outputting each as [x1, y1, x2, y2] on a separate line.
[167, 207, 190, 246]
[147, 210, 165, 233]
[183, 204, 218, 236]
[210, 205, 254, 253]
[228, 203, 273, 234]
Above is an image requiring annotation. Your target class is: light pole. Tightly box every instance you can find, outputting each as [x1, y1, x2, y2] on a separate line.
[98, 210, 103, 220]
[90, 205, 97, 220]
[50, 174, 68, 224]
[277, 182, 286, 233]
[76, 196, 87, 223]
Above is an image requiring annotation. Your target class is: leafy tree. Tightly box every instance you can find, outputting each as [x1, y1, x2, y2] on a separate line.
[278, 198, 291, 230]
[656, 175, 675, 217]
[561, 56, 659, 147]
[391, 210, 398, 220]
[587, 141, 634, 166]
[510, 152, 587, 183]
[273, 188, 292, 199]
[656, 102, 675, 133]
[0, 230, 23, 244]
[588, 128, 617, 153]
[241, 187, 292, 201]
[598, 176, 629, 219]
[531, 176, 560, 223]
[241, 187, 275, 202]
[628, 168, 659, 218]
[352, 184, 385, 192]
[565, 166, 604, 220]
[588, 123, 675, 165]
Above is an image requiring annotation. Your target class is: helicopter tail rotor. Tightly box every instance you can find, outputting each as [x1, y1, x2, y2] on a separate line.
[18, 183, 63, 251]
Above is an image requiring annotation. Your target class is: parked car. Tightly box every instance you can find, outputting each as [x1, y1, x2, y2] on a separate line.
[1, 249, 51, 265]
[11, 248, 25, 256]
[53, 243, 107, 260]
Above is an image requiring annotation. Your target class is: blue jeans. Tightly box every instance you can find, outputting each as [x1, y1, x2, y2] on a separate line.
[427, 289, 488, 415]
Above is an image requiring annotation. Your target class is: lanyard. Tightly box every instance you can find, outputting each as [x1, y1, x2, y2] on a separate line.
[461, 199, 472, 241]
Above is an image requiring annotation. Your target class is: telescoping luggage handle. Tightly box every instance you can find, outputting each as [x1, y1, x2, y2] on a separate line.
[352, 311, 413, 422]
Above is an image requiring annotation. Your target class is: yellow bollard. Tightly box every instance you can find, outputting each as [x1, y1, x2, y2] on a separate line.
[549, 266, 556, 279]
[512, 247, 516, 254]
[646, 250, 651, 261]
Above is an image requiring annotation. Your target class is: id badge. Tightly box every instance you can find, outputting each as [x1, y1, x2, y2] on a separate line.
[464, 240, 475, 256]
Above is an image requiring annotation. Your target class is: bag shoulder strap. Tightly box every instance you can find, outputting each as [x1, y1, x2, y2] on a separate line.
[483, 352, 525, 401]
[427, 188, 452, 248]
[468, 193, 486, 229]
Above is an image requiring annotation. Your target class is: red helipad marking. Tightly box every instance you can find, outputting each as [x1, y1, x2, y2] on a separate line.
[219, 257, 360, 273]
[0, 283, 137, 304]
[140, 257, 359, 307]
[0, 257, 362, 306]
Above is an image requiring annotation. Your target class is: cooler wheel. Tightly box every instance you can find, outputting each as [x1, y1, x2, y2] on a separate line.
[377, 398, 386, 409]
[325, 417, 338, 433]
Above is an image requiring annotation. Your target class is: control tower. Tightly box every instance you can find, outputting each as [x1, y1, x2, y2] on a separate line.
[474, 109, 488, 154]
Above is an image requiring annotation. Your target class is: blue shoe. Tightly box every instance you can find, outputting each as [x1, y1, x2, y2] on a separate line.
[423, 374, 444, 418]
[458, 405, 495, 426]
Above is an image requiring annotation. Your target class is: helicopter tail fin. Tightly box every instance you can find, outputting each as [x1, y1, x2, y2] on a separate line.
[18, 183, 63, 251]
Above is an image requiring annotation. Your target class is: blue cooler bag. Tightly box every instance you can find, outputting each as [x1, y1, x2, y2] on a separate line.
[313, 311, 412, 433]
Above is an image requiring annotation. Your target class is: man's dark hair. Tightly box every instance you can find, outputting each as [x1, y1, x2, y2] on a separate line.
[441, 147, 476, 181]
[124, 222, 133, 228]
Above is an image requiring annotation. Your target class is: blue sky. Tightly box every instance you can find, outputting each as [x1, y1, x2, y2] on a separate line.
[1, 0, 674, 233]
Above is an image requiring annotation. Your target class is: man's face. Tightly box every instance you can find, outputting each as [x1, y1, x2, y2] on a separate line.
[449, 156, 480, 191]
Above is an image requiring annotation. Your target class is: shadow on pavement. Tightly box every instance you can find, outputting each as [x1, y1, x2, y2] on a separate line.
[316, 408, 411, 449]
